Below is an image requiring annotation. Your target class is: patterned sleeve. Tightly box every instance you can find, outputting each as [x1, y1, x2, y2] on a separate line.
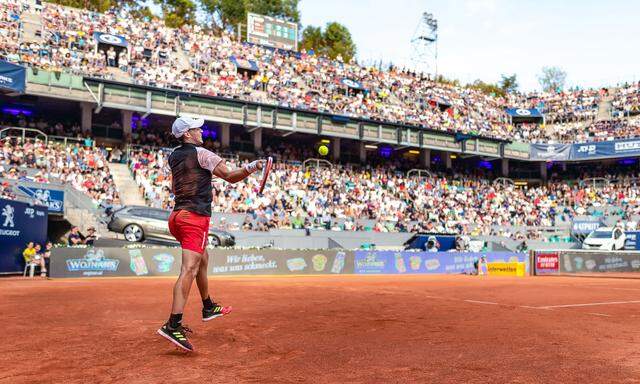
[196, 147, 223, 173]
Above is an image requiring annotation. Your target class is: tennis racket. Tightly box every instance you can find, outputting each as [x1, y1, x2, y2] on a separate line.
[257, 156, 273, 194]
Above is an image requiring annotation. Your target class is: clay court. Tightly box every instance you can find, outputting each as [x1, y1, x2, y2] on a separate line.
[2, 275, 640, 383]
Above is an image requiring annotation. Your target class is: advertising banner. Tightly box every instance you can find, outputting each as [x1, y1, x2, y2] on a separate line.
[353, 251, 528, 275]
[93, 32, 128, 48]
[0, 198, 48, 273]
[624, 231, 640, 250]
[486, 262, 526, 277]
[530, 143, 572, 161]
[0, 60, 26, 94]
[17, 185, 64, 214]
[571, 217, 602, 234]
[572, 138, 640, 160]
[50, 248, 354, 278]
[534, 252, 559, 275]
[505, 108, 543, 118]
[558, 251, 640, 274]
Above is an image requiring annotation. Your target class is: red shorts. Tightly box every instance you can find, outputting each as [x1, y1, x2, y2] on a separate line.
[168, 210, 210, 254]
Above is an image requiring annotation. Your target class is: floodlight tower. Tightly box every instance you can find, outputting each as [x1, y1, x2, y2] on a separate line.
[410, 12, 438, 78]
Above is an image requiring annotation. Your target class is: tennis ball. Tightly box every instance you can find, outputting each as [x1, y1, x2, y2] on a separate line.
[318, 145, 329, 156]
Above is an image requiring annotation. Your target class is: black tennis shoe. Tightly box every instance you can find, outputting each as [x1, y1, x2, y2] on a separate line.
[202, 303, 232, 321]
[157, 323, 194, 352]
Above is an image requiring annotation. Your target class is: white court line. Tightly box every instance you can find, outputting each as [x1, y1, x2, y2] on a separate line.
[537, 300, 640, 309]
[519, 305, 552, 310]
[588, 313, 612, 317]
[464, 300, 498, 305]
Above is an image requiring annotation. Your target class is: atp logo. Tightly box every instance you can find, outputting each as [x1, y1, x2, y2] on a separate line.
[2, 204, 15, 227]
[577, 145, 596, 154]
[99, 34, 123, 45]
[24, 207, 35, 219]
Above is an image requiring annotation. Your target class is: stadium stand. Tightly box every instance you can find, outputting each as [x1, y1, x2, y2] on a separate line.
[3, 0, 640, 247]
[3, 0, 640, 144]
[123, 143, 640, 238]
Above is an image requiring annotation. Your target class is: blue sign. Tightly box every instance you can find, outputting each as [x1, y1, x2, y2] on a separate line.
[17, 186, 64, 214]
[505, 108, 542, 118]
[341, 78, 364, 90]
[230, 56, 259, 72]
[530, 143, 572, 161]
[354, 251, 528, 275]
[571, 217, 602, 234]
[624, 231, 640, 250]
[572, 138, 640, 160]
[93, 32, 128, 47]
[405, 235, 457, 252]
[0, 60, 26, 94]
[0, 198, 48, 273]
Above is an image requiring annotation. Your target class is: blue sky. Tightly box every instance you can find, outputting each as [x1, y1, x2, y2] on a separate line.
[299, 0, 640, 92]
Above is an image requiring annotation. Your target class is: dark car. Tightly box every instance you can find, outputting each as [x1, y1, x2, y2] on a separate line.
[107, 206, 235, 247]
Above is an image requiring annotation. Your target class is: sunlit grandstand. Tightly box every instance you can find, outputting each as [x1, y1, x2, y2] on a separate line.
[2, 0, 640, 382]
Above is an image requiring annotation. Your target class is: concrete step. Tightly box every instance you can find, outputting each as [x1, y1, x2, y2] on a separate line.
[596, 94, 614, 122]
[174, 45, 192, 72]
[65, 207, 109, 236]
[109, 162, 147, 206]
[105, 66, 131, 83]
[20, 11, 43, 43]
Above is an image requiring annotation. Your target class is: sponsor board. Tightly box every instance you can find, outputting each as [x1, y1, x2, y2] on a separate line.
[0, 60, 26, 94]
[487, 262, 526, 277]
[210, 250, 352, 275]
[354, 252, 528, 275]
[50, 248, 354, 278]
[0, 198, 47, 273]
[530, 143, 572, 161]
[17, 186, 64, 214]
[534, 252, 560, 275]
[65, 248, 120, 276]
[558, 251, 640, 274]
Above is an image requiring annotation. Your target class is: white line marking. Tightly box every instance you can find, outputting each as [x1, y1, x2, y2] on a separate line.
[519, 305, 552, 310]
[464, 300, 498, 305]
[588, 313, 612, 317]
[537, 300, 640, 309]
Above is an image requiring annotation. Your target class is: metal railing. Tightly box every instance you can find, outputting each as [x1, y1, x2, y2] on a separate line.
[579, 177, 611, 188]
[493, 177, 515, 187]
[303, 158, 333, 170]
[48, 135, 89, 147]
[406, 168, 434, 179]
[0, 127, 47, 144]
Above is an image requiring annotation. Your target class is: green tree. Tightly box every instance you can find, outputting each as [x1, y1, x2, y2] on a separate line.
[300, 26, 323, 52]
[158, 0, 197, 27]
[499, 73, 518, 94]
[48, 0, 154, 21]
[201, 0, 300, 31]
[300, 22, 356, 62]
[538, 66, 567, 93]
[47, 0, 127, 13]
[469, 79, 505, 97]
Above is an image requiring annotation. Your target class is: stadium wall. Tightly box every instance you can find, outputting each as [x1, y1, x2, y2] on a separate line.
[49, 248, 526, 278]
[532, 250, 640, 276]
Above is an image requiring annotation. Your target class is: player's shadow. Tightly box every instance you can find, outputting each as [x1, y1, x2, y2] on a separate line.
[162, 349, 199, 357]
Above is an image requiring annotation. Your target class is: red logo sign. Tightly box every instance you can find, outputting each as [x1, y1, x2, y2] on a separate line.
[536, 253, 559, 271]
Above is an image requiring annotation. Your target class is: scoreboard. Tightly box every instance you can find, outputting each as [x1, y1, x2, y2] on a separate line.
[247, 12, 298, 51]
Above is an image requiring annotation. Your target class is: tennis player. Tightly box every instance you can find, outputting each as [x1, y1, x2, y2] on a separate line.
[157, 116, 265, 352]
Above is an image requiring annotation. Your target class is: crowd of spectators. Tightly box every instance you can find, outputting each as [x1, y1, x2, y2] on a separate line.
[5, 0, 640, 144]
[127, 145, 640, 237]
[0, 137, 120, 208]
[612, 82, 640, 118]
[507, 89, 600, 124]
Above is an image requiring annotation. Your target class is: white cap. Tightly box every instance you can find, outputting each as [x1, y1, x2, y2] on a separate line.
[171, 116, 205, 138]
